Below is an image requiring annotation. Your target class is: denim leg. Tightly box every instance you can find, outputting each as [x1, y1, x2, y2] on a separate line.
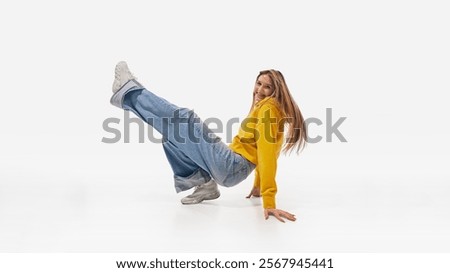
[120, 85, 255, 191]
[162, 140, 212, 192]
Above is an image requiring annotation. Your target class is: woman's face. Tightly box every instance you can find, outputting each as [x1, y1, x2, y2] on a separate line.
[253, 74, 274, 104]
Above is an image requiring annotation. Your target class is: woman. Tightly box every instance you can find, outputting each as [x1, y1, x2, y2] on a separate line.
[110, 61, 307, 222]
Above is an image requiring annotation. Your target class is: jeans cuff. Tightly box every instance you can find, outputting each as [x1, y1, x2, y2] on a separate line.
[174, 169, 211, 193]
[110, 79, 144, 108]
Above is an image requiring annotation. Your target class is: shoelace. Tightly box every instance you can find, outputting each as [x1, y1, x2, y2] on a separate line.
[192, 184, 207, 193]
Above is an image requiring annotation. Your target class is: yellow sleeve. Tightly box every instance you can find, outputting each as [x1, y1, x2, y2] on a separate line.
[253, 166, 260, 189]
[256, 104, 282, 209]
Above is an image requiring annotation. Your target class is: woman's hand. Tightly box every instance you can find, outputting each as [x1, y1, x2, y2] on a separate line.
[264, 208, 296, 223]
[245, 186, 261, 198]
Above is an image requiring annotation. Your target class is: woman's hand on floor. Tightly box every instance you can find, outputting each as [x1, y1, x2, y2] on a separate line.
[264, 208, 296, 223]
[245, 186, 261, 198]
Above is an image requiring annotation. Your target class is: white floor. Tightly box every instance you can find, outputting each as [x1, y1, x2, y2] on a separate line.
[1, 151, 449, 253]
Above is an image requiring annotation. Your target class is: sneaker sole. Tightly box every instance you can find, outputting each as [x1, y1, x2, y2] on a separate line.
[181, 192, 221, 205]
[112, 62, 127, 92]
[113, 61, 136, 93]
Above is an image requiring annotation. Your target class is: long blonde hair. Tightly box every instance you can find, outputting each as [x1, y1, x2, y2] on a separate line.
[251, 69, 307, 154]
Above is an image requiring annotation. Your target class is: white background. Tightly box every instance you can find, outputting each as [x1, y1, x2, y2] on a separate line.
[0, 0, 449, 252]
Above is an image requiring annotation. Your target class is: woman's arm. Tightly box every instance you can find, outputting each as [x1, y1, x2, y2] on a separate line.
[246, 166, 261, 198]
[255, 104, 280, 209]
[255, 104, 296, 222]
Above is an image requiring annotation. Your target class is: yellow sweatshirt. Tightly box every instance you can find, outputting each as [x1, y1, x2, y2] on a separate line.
[229, 97, 284, 209]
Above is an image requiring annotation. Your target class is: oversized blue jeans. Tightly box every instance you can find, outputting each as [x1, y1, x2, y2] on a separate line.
[111, 80, 255, 193]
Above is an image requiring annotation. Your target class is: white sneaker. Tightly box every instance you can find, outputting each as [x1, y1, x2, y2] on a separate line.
[181, 180, 220, 205]
[112, 61, 137, 93]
